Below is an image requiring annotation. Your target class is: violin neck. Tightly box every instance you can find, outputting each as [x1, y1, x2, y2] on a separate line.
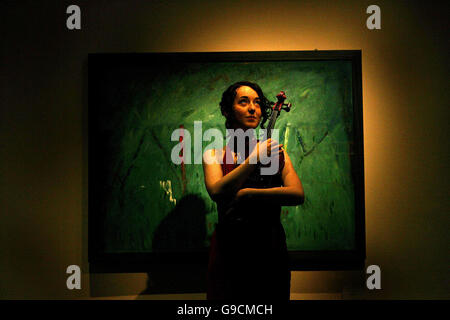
[266, 109, 279, 139]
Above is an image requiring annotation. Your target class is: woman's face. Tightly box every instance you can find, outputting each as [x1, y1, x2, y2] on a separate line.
[230, 86, 262, 129]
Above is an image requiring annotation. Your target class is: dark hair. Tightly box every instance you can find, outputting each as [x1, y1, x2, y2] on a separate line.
[219, 81, 272, 129]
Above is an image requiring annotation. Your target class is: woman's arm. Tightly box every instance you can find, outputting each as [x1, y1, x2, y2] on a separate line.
[236, 149, 305, 206]
[202, 148, 257, 202]
[202, 139, 283, 202]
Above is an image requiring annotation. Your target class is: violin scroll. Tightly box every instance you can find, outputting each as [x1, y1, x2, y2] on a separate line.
[282, 103, 291, 112]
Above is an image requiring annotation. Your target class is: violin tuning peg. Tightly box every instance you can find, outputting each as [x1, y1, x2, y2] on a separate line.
[283, 103, 291, 112]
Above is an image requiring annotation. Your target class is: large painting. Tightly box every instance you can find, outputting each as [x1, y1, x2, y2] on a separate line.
[88, 51, 365, 270]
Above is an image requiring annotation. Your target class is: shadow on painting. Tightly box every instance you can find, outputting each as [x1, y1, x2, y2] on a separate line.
[139, 194, 209, 295]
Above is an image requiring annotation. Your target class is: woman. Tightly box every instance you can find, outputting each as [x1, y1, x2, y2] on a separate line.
[203, 81, 305, 300]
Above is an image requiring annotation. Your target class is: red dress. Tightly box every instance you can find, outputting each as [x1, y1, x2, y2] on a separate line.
[206, 141, 291, 300]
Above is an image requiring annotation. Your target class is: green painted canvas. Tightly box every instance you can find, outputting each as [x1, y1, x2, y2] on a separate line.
[96, 60, 355, 253]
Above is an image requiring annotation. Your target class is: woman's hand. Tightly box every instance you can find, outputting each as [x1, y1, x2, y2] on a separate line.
[249, 138, 283, 164]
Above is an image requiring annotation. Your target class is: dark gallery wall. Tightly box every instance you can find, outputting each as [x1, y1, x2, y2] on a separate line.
[1, 0, 448, 299]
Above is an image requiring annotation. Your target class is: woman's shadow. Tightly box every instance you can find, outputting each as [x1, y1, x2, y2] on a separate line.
[138, 193, 209, 296]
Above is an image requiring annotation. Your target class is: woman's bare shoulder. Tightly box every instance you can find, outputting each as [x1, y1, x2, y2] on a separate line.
[203, 147, 225, 165]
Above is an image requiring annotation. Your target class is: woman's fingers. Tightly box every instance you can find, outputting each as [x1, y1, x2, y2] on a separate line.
[254, 139, 283, 160]
[266, 142, 283, 156]
[271, 143, 282, 150]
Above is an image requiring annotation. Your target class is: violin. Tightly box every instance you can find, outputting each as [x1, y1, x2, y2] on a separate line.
[245, 91, 292, 188]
